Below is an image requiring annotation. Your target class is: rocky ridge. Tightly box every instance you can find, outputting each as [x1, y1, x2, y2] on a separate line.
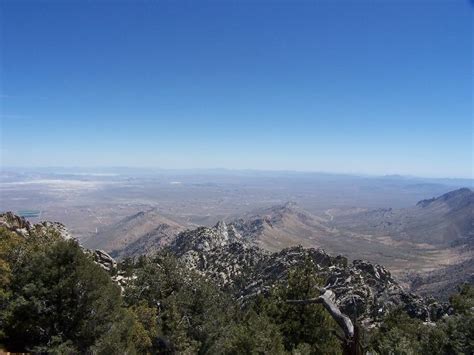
[169, 221, 448, 326]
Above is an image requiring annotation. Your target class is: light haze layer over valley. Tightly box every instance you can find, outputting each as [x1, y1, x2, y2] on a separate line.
[1, 167, 472, 299]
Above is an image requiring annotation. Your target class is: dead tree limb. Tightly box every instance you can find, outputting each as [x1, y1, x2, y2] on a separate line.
[287, 289, 354, 339]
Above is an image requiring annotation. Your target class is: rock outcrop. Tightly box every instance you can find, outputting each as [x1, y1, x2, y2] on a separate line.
[92, 249, 117, 272]
[0, 212, 128, 289]
[0, 211, 32, 235]
[0, 211, 72, 240]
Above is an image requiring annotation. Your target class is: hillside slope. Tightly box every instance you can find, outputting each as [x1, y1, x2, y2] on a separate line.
[84, 209, 187, 253]
[231, 202, 336, 251]
[332, 188, 473, 247]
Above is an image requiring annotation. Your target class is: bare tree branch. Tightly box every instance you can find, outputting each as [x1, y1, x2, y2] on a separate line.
[287, 289, 354, 339]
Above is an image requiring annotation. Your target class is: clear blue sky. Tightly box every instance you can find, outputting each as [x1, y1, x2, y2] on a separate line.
[0, 0, 472, 178]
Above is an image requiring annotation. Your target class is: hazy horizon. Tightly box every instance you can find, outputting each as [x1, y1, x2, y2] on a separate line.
[2, 164, 474, 180]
